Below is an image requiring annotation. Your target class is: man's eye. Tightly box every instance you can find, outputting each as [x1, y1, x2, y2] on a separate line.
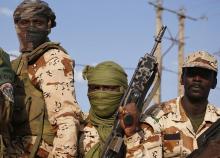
[18, 20, 29, 27]
[94, 87, 100, 90]
[33, 20, 43, 25]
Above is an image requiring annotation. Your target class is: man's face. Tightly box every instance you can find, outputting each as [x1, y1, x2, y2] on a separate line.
[15, 15, 50, 52]
[17, 16, 48, 30]
[88, 84, 120, 92]
[182, 67, 215, 101]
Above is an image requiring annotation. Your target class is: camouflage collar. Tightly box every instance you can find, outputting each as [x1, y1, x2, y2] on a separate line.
[171, 96, 188, 122]
[172, 96, 220, 123]
[203, 104, 220, 123]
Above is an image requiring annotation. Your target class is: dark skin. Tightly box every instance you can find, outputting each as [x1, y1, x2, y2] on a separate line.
[16, 15, 51, 53]
[181, 67, 217, 117]
[119, 102, 140, 137]
[120, 67, 219, 157]
[88, 84, 120, 92]
[17, 16, 49, 30]
[120, 67, 217, 135]
[89, 84, 140, 137]
[181, 67, 220, 158]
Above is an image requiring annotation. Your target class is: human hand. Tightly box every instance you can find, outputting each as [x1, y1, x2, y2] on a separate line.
[0, 83, 14, 103]
[118, 102, 140, 137]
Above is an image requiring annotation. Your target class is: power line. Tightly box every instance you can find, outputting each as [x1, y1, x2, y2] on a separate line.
[7, 53, 179, 74]
[148, 1, 197, 21]
[8, 53, 220, 91]
[213, 51, 220, 57]
[148, 0, 208, 95]
[186, 0, 219, 13]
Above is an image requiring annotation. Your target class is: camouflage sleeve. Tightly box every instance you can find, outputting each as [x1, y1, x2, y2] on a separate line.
[34, 49, 82, 157]
[79, 124, 100, 157]
[124, 117, 162, 158]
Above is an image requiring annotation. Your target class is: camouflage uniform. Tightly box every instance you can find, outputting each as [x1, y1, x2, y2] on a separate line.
[79, 106, 162, 158]
[9, 0, 82, 157]
[125, 50, 219, 158]
[148, 96, 219, 158]
[121, 117, 162, 158]
[79, 123, 100, 156]
[79, 61, 162, 158]
[11, 43, 82, 158]
[79, 61, 128, 158]
[0, 48, 14, 157]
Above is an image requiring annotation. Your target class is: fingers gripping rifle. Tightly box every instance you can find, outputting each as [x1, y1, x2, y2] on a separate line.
[101, 26, 167, 158]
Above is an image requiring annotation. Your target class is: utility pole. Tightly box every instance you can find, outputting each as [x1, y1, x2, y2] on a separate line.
[176, 8, 197, 95]
[149, 1, 197, 97]
[154, 0, 163, 104]
[178, 8, 185, 95]
[150, 0, 163, 104]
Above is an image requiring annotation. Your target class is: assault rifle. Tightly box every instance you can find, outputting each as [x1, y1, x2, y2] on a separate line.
[187, 118, 220, 158]
[101, 26, 167, 158]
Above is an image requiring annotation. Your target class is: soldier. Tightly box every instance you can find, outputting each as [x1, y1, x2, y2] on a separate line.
[79, 61, 128, 158]
[79, 61, 162, 158]
[10, 0, 82, 157]
[120, 50, 219, 157]
[0, 48, 14, 157]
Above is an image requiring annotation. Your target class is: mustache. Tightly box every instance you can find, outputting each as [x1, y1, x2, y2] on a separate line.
[188, 83, 204, 90]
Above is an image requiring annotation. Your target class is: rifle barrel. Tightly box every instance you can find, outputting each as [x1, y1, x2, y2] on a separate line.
[149, 25, 167, 56]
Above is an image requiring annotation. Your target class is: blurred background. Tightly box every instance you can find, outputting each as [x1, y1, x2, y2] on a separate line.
[1, 0, 219, 112]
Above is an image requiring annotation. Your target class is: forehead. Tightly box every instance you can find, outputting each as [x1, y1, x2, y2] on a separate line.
[184, 67, 215, 74]
[19, 15, 48, 21]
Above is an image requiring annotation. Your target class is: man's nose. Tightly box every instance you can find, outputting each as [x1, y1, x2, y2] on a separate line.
[193, 74, 202, 81]
[29, 21, 36, 27]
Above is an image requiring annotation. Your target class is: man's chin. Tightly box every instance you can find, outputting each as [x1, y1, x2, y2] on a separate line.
[188, 94, 204, 102]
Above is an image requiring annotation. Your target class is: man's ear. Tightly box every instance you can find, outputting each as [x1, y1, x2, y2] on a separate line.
[180, 73, 184, 85]
[180, 68, 185, 85]
[212, 78, 217, 89]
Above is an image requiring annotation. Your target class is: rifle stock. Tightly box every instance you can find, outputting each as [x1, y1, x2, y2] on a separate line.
[187, 118, 220, 158]
[101, 26, 167, 158]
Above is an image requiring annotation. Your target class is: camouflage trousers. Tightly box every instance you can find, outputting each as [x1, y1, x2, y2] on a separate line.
[4, 136, 53, 158]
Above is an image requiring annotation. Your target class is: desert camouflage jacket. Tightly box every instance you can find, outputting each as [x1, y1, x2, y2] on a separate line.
[27, 48, 82, 157]
[9, 47, 82, 158]
[79, 123, 99, 157]
[79, 116, 162, 158]
[79, 96, 220, 158]
[146, 96, 220, 158]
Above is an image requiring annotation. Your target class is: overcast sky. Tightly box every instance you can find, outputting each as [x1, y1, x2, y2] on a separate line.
[1, 0, 220, 112]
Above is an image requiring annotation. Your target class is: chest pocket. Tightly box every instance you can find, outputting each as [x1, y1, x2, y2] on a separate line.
[162, 132, 183, 157]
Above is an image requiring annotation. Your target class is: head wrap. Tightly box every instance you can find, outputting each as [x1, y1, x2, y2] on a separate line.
[13, 0, 55, 53]
[83, 61, 128, 89]
[83, 61, 128, 158]
[13, 0, 56, 28]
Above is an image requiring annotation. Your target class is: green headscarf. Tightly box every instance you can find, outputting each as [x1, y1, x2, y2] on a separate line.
[83, 61, 128, 158]
[0, 48, 14, 85]
[83, 61, 128, 88]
